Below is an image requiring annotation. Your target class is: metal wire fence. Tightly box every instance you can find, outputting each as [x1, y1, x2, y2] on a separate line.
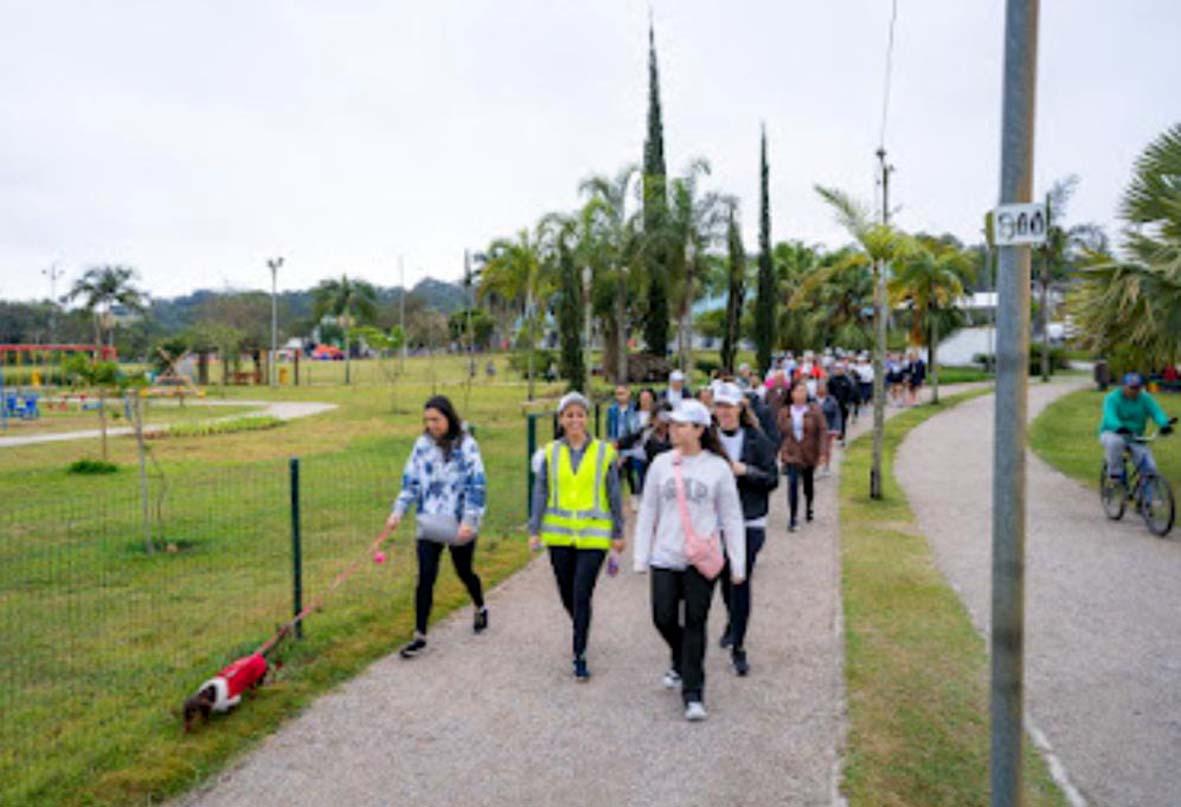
[0, 451, 402, 804]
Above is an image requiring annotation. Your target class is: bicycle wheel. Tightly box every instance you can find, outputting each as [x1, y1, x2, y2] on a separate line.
[1100, 463, 1126, 520]
[1140, 476, 1175, 537]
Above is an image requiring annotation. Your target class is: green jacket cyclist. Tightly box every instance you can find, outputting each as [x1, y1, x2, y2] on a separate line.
[1100, 373, 1174, 480]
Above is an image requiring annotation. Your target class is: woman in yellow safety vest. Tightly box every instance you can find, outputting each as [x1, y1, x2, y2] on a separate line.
[529, 392, 625, 681]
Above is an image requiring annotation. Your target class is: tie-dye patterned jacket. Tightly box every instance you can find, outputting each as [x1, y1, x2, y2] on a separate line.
[392, 432, 487, 530]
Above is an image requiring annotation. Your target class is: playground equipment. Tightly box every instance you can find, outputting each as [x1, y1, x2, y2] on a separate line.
[149, 348, 205, 399]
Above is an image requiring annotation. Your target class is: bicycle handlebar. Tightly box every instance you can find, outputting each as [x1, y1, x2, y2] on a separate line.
[1130, 417, 1177, 444]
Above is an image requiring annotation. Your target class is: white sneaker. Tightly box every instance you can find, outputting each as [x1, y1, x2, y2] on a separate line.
[662, 669, 682, 690]
[684, 701, 708, 722]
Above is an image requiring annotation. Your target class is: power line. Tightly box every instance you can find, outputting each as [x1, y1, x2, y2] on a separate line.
[878, 0, 900, 152]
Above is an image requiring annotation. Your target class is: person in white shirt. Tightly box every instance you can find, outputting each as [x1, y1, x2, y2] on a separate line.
[664, 370, 690, 405]
[634, 400, 746, 722]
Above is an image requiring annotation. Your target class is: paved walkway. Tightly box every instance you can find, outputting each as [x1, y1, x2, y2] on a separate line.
[896, 380, 1181, 807]
[0, 400, 336, 448]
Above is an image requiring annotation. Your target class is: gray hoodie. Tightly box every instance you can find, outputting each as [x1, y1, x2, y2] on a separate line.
[633, 449, 746, 578]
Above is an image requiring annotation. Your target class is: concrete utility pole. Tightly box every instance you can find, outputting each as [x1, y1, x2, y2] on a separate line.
[990, 2, 1038, 805]
[582, 265, 593, 390]
[267, 257, 284, 387]
[870, 147, 893, 499]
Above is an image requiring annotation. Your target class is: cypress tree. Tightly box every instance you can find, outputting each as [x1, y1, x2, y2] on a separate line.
[721, 203, 745, 374]
[556, 236, 586, 392]
[754, 125, 777, 376]
[642, 21, 669, 356]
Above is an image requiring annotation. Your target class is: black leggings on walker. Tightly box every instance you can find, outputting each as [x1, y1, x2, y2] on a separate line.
[548, 545, 607, 659]
[416, 538, 484, 635]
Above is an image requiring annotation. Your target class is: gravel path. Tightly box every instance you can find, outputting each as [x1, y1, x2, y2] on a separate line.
[896, 380, 1181, 807]
[174, 421, 879, 806]
[0, 400, 335, 448]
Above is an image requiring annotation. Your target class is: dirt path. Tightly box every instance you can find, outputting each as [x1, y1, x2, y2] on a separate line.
[896, 380, 1181, 806]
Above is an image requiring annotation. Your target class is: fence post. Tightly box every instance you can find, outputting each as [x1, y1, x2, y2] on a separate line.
[594, 401, 602, 438]
[289, 457, 304, 639]
[526, 414, 537, 518]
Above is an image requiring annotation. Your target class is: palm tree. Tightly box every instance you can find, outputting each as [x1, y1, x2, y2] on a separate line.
[312, 275, 378, 385]
[788, 247, 875, 351]
[579, 164, 642, 382]
[666, 158, 729, 371]
[1070, 124, 1181, 368]
[478, 227, 551, 399]
[889, 241, 970, 403]
[774, 240, 825, 350]
[63, 265, 147, 359]
[815, 186, 911, 499]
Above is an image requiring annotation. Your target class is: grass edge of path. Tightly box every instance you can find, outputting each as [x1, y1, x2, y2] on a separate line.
[838, 390, 1068, 806]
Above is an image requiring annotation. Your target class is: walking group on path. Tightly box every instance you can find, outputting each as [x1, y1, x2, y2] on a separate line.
[380, 355, 883, 724]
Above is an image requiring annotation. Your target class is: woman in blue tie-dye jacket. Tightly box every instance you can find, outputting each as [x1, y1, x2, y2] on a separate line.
[385, 395, 488, 659]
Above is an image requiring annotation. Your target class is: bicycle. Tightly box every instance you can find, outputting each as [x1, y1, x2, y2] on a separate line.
[1099, 417, 1177, 537]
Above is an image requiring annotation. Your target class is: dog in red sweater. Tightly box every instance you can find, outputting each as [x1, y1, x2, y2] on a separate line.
[183, 651, 271, 732]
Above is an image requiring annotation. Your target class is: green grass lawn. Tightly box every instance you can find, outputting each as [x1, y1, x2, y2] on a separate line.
[0, 355, 578, 806]
[1031, 387, 1181, 490]
[840, 391, 1065, 806]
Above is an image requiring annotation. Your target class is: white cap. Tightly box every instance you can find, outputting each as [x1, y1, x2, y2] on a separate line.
[670, 399, 712, 426]
[738, 362, 751, 372]
[556, 391, 590, 415]
[713, 382, 744, 407]
[669, 370, 685, 383]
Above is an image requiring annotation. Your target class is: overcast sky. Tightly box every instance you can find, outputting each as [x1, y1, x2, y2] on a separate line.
[1, 0, 1178, 303]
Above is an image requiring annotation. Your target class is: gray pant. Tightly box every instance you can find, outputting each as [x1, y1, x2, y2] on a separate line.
[1101, 431, 1157, 477]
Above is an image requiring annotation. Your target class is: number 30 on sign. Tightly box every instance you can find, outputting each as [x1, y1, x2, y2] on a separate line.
[985, 203, 1048, 247]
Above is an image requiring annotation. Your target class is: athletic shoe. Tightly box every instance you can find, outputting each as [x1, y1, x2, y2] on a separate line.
[473, 607, 489, 634]
[788, 521, 799, 533]
[662, 669, 682, 690]
[399, 636, 427, 659]
[719, 627, 734, 650]
[806, 510, 814, 523]
[684, 701, 708, 722]
[732, 649, 750, 677]
[573, 657, 590, 682]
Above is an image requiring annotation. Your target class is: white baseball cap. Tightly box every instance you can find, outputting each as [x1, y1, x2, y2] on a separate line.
[556, 391, 590, 414]
[669, 399, 712, 426]
[713, 382, 744, 407]
[669, 370, 685, 383]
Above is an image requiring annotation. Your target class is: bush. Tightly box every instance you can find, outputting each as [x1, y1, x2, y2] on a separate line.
[972, 346, 1070, 375]
[147, 415, 283, 439]
[67, 459, 118, 474]
[695, 358, 721, 377]
[507, 349, 558, 380]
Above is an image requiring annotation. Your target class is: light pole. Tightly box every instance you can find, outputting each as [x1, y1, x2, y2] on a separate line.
[42, 261, 64, 343]
[582, 265, 592, 391]
[267, 257, 284, 388]
[399, 255, 407, 375]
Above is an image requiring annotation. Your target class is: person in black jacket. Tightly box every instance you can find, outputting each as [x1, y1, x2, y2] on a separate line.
[827, 364, 857, 444]
[712, 382, 779, 676]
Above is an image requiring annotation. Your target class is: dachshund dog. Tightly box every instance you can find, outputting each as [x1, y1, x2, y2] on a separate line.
[183, 651, 271, 732]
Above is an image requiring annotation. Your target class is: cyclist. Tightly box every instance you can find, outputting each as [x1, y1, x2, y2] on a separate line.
[1100, 372, 1174, 481]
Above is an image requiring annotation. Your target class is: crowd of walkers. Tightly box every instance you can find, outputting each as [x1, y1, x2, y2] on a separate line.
[382, 350, 919, 722]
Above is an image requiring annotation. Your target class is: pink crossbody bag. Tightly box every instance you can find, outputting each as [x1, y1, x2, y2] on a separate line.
[671, 450, 725, 580]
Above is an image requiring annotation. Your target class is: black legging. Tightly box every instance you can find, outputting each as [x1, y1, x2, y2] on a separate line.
[416, 538, 484, 635]
[786, 464, 815, 523]
[547, 546, 606, 659]
[720, 527, 766, 652]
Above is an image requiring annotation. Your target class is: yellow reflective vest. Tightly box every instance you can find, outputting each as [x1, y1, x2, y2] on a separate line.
[539, 438, 617, 550]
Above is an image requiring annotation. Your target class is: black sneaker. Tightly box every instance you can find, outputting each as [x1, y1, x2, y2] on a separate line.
[399, 636, 427, 659]
[473, 607, 489, 634]
[732, 649, 750, 677]
[788, 521, 799, 533]
[719, 627, 734, 650]
[573, 657, 590, 682]
[806, 509, 814, 523]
